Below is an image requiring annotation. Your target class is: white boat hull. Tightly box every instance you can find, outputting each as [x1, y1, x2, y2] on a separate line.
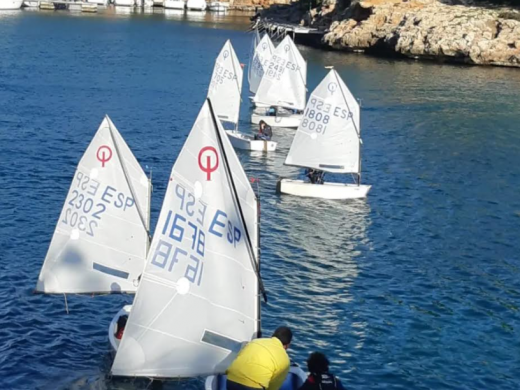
[109, 305, 132, 353]
[186, 0, 205, 10]
[206, 366, 306, 390]
[164, 0, 184, 8]
[114, 0, 134, 6]
[0, 0, 22, 9]
[226, 131, 277, 152]
[278, 179, 371, 200]
[23, 0, 39, 7]
[208, 1, 228, 11]
[251, 113, 302, 129]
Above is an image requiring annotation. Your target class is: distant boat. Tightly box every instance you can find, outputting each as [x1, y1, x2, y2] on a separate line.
[208, 40, 277, 152]
[252, 35, 307, 128]
[186, 0, 205, 11]
[36, 116, 152, 294]
[249, 32, 275, 108]
[23, 0, 39, 7]
[208, 1, 228, 12]
[278, 69, 371, 199]
[0, 0, 23, 9]
[109, 98, 266, 378]
[114, 0, 135, 6]
[164, 0, 185, 9]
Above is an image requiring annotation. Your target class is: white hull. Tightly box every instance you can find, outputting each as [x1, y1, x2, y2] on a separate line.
[114, 0, 134, 6]
[23, 0, 39, 7]
[208, 1, 228, 11]
[109, 305, 132, 353]
[86, 0, 108, 5]
[206, 366, 306, 390]
[0, 0, 22, 9]
[279, 179, 371, 200]
[164, 0, 184, 8]
[251, 113, 302, 129]
[226, 130, 277, 152]
[186, 0, 205, 10]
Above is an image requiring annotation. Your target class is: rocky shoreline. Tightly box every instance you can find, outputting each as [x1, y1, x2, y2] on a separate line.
[258, 0, 520, 68]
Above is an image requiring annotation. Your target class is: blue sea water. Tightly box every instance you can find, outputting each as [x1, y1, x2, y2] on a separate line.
[1, 8, 520, 390]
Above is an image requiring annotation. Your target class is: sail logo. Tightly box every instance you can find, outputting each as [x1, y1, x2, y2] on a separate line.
[328, 82, 338, 94]
[223, 50, 229, 59]
[96, 145, 113, 168]
[198, 146, 219, 181]
[284, 44, 290, 52]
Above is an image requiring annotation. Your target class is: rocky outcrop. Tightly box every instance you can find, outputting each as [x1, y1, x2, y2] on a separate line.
[261, 0, 520, 67]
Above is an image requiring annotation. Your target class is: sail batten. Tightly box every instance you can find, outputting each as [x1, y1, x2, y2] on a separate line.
[284, 69, 361, 174]
[111, 99, 259, 378]
[253, 35, 306, 110]
[36, 117, 151, 294]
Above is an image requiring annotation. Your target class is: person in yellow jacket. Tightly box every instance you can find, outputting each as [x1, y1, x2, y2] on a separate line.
[226, 326, 293, 390]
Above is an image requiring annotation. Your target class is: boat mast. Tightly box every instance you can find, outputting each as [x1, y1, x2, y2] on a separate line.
[207, 99, 268, 338]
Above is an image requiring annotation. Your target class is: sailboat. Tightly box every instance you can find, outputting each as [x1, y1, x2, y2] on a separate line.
[208, 40, 277, 152]
[278, 69, 371, 200]
[248, 32, 275, 108]
[251, 35, 307, 129]
[0, 0, 23, 9]
[36, 116, 151, 295]
[110, 98, 268, 378]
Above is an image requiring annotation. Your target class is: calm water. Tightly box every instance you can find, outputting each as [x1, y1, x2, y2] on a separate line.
[1, 8, 520, 390]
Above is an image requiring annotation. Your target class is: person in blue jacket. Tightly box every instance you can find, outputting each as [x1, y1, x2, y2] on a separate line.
[298, 352, 346, 390]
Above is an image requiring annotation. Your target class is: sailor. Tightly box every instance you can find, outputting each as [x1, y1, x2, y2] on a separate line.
[255, 121, 273, 141]
[298, 352, 346, 390]
[267, 106, 277, 116]
[305, 169, 325, 184]
[226, 326, 293, 390]
[115, 315, 128, 340]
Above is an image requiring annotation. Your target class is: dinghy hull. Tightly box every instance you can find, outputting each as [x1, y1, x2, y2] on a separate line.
[0, 0, 23, 9]
[278, 179, 371, 200]
[109, 305, 132, 353]
[164, 0, 185, 8]
[205, 366, 307, 390]
[226, 131, 277, 152]
[251, 113, 302, 129]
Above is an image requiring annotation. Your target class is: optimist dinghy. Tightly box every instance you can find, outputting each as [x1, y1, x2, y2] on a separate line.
[252, 35, 307, 128]
[248, 32, 275, 108]
[278, 69, 371, 200]
[208, 40, 277, 152]
[110, 98, 267, 378]
[36, 116, 151, 295]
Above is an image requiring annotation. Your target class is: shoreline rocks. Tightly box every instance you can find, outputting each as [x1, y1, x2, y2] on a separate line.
[260, 0, 520, 68]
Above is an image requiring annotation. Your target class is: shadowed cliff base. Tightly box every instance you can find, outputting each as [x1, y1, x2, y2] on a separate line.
[257, 0, 520, 67]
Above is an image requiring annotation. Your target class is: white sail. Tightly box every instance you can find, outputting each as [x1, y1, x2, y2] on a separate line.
[36, 116, 151, 294]
[207, 40, 243, 127]
[285, 69, 361, 174]
[112, 99, 260, 378]
[247, 29, 261, 88]
[249, 34, 275, 95]
[286, 35, 307, 85]
[253, 35, 306, 110]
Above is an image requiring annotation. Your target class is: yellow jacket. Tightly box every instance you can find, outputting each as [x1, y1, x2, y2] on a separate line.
[226, 337, 290, 390]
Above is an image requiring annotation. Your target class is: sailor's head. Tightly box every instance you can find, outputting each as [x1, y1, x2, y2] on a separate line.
[273, 326, 292, 350]
[307, 352, 330, 375]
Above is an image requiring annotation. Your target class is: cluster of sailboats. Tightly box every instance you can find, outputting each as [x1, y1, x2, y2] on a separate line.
[0, 0, 228, 11]
[35, 30, 370, 386]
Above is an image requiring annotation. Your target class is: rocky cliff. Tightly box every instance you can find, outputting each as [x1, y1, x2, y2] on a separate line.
[261, 0, 520, 67]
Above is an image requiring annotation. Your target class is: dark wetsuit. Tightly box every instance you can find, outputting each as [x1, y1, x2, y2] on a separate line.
[299, 373, 346, 390]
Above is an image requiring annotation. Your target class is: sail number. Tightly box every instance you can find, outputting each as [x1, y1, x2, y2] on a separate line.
[264, 54, 300, 81]
[301, 97, 353, 135]
[60, 171, 135, 237]
[210, 62, 237, 87]
[150, 183, 243, 288]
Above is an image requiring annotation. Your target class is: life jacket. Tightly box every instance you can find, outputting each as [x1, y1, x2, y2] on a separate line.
[307, 373, 340, 390]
